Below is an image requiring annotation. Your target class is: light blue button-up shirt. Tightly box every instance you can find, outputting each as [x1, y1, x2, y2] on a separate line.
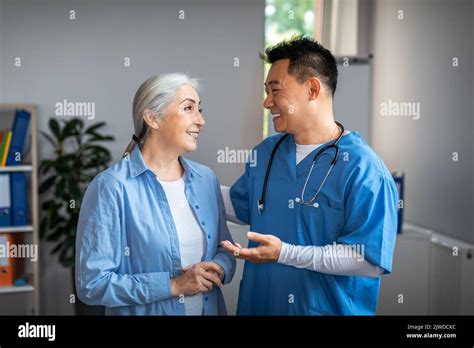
[75, 144, 236, 315]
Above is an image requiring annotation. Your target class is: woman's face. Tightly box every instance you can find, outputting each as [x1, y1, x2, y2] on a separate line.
[156, 84, 205, 154]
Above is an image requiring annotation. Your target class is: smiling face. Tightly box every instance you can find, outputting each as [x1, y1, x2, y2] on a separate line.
[153, 83, 205, 155]
[264, 59, 313, 134]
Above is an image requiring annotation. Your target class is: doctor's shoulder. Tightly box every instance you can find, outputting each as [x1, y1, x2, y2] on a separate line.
[341, 132, 394, 183]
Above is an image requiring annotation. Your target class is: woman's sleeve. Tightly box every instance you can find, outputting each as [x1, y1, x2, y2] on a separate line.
[210, 174, 236, 285]
[75, 173, 173, 307]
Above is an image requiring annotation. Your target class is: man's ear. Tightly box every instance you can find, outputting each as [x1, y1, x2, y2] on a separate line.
[143, 109, 161, 130]
[307, 77, 321, 100]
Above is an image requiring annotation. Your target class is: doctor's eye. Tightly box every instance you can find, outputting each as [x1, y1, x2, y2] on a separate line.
[184, 105, 193, 111]
[198, 108, 203, 113]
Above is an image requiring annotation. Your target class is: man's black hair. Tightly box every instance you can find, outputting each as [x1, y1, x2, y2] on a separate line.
[261, 35, 338, 96]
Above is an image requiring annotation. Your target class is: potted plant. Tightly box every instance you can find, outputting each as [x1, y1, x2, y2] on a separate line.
[39, 117, 114, 315]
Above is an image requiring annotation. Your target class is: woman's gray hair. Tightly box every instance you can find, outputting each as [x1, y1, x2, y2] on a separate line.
[123, 73, 200, 157]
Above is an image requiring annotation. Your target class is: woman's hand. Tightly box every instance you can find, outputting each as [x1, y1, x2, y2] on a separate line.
[171, 262, 224, 297]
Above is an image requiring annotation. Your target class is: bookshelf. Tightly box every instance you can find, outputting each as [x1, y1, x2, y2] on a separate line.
[0, 104, 39, 315]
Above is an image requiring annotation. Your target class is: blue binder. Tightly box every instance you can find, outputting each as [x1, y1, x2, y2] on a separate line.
[6, 110, 31, 166]
[10, 172, 27, 226]
[0, 173, 12, 226]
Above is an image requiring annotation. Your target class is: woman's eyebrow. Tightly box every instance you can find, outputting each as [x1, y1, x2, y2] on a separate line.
[180, 98, 201, 104]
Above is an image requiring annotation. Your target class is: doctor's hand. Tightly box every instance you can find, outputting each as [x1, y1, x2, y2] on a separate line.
[221, 232, 282, 263]
[171, 262, 224, 297]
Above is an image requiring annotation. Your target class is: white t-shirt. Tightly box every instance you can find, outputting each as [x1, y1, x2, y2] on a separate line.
[158, 176, 205, 315]
[296, 143, 322, 164]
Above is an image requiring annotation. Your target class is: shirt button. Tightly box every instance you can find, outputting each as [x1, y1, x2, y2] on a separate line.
[204, 296, 209, 301]
[201, 221, 205, 226]
[207, 234, 211, 239]
[195, 205, 199, 209]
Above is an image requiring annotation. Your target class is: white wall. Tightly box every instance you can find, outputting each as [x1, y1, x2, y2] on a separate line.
[0, 0, 264, 314]
[369, 0, 473, 244]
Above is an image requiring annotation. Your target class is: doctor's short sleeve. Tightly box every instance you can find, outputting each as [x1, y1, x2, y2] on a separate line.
[337, 174, 398, 274]
[229, 162, 251, 225]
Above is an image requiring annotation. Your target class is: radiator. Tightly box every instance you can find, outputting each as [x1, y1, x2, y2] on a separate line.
[429, 233, 474, 315]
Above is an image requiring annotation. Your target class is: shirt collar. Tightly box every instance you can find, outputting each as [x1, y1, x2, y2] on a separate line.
[129, 143, 202, 179]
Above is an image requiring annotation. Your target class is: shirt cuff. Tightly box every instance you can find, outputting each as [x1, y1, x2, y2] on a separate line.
[277, 242, 290, 264]
[147, 272, 172, 302]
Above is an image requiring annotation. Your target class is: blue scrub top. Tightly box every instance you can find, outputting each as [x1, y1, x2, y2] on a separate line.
[75, 144, 236, 315]
[230, 131, 398, 315]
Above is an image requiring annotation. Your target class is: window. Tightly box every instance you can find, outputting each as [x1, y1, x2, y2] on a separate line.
[263, 0, 319, 138]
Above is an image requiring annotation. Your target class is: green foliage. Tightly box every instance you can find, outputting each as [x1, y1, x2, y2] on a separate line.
[265, 0, 315, 44]
[39, 118, 114, 268]
[263, 0, 316, 138]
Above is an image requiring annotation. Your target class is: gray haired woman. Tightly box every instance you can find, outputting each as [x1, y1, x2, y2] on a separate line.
[75, 74, 236, 315]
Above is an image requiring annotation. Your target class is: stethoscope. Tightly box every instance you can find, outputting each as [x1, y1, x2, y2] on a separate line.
[257, 121, 345, 215]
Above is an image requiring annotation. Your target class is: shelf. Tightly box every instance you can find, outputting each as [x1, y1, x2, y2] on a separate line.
[0, 225, 34, 233]
[0, 103, 39, 314]
[0, 165, 33, 172]
[0, 285, 34, 294]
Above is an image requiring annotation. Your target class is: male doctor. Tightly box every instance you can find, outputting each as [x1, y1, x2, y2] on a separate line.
[220, 36, 398, 315]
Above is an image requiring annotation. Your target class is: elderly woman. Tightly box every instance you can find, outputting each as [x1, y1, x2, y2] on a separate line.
[75, 74, 236, 315]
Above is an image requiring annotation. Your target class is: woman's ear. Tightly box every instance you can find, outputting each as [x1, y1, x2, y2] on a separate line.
[143, 109, 161, 130]
[307, 77, 321, 100]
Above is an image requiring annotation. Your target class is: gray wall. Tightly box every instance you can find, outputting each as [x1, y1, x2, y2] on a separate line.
[0, 0, 264, 314]
[0, 0, 3, 100]
[369, 0, 473, 244]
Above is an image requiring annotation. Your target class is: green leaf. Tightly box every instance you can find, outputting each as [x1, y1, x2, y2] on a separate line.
[40, 131, 58, 148]
[54, 178, 66, 197]
[49, 119, 62, 141]
[46, 226, 67, 242]
[67, 180, 82, 200]
[61, 256, 75, 268]
[85, 122, 106, 134]
[51, 242, 63, 254]
[40, 217, 48, 239]
[39, 160, 55, 175]
[88, 135, 115, 142]
[39, 176, 57, 194]
[62, 119, 83, 138]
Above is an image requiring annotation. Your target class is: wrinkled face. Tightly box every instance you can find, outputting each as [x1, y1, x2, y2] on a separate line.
[156, 84, 205, 154]
[264, 59, 310, 134]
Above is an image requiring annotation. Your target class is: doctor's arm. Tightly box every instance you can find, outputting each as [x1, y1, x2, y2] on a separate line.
[222, 233, 383, 278]
[220, 185, 246, 225]
[277, 242, 384, 278]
